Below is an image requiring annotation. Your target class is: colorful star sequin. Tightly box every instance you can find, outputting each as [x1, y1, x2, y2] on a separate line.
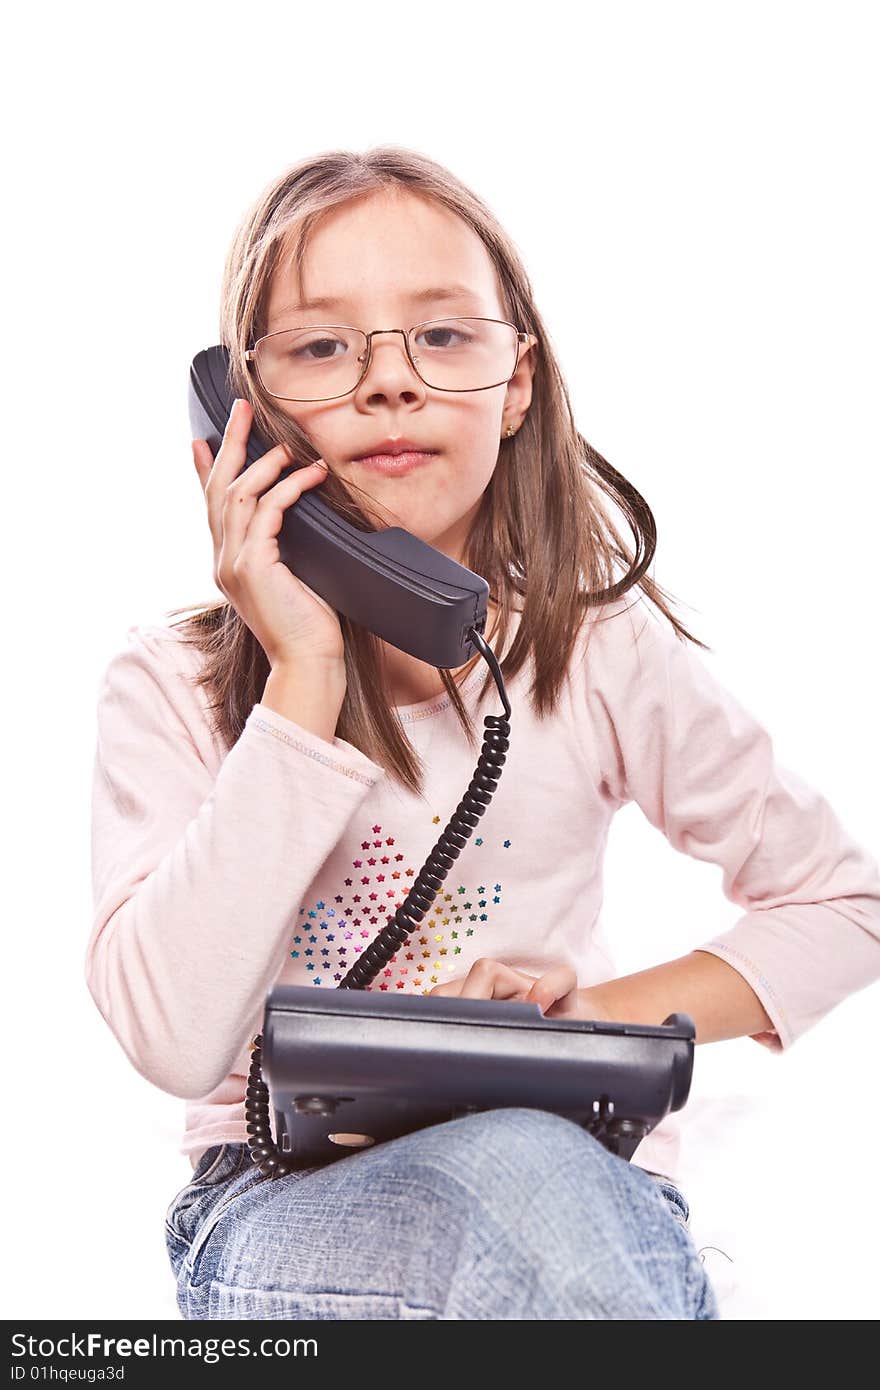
[290, 821, 510, 991]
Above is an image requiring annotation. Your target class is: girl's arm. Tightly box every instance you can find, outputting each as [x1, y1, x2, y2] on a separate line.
[579, 598, 880, 1054]
[431, 953, 775, 1043]
[582, 949, 776, 1045]
[86, 624, 384, 1099]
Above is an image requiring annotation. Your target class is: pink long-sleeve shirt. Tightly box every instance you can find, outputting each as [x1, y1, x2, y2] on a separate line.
[86, 595, 880, 1187]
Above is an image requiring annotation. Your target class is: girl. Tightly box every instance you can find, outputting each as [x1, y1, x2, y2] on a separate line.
[87, 146, 880, 1321]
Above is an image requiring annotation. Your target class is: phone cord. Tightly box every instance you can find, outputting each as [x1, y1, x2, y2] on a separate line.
[245, 627, 511, 1178]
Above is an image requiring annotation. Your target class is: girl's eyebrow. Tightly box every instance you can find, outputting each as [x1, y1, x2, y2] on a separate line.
[274, 285, 485, 316]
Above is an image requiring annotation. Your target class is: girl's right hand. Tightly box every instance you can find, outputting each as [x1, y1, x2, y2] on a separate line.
[192, 398, 346, 669]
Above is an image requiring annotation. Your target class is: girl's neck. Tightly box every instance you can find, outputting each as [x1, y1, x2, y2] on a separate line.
[381, 601, 501, 707]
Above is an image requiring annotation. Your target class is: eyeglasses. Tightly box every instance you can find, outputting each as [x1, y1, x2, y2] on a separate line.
[245, 317, 536, 402]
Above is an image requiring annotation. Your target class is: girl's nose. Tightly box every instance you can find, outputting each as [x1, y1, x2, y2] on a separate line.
[358, 331, 424, 393]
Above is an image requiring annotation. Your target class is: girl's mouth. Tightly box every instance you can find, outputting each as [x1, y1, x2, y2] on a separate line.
[355, 450, 439, 475]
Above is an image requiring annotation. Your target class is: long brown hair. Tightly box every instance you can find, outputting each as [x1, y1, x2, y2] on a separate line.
[168, 145, 710, 795]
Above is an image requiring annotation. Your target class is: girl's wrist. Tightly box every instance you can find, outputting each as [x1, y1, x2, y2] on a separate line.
[574, 985, 618, 1024]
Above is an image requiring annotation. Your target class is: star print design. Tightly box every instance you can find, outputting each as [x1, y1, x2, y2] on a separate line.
[290, 822, 508, 992]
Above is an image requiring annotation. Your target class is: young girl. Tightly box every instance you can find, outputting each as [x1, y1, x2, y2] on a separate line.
[87, 146, 880, 1321]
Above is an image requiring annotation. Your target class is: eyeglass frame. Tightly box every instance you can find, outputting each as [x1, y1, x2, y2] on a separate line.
[244, 316, 538, 402]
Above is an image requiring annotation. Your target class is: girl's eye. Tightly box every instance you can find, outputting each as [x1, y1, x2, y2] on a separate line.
[415, 325, 471, 349]
[290, 336, 347, 361]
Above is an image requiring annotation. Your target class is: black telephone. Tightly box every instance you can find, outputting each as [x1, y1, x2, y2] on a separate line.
[188, 346, 695, 1179]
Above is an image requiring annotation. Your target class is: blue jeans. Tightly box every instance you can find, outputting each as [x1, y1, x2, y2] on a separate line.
[164, 1108, 719, 1319]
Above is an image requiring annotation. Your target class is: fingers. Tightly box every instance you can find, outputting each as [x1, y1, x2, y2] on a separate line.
[224, 455, 329, 579]
[222, 395, 255, 458]
[211, 396, 264, 481]
[523, 963, 578, 1014]
[459, 961, 526, 1000]
[192, 398, 253, 491]
[429, 958, 578, 1015]
[454, 958, 541, 1001]
[194, 399, 283, 547]
[192, 398, 328, 561]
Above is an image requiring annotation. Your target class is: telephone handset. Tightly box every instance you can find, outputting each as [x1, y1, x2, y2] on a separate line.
[188, 345, 489, 668]
[187, 347, 694, 1181]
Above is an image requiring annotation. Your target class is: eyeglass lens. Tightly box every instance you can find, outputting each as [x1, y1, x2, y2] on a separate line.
[254, 319, 518, 400]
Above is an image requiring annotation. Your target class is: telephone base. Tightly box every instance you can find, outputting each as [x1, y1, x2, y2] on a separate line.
[259, 985, 695, 1168]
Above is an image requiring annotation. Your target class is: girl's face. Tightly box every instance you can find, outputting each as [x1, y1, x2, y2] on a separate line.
[263, 188, 537, 563]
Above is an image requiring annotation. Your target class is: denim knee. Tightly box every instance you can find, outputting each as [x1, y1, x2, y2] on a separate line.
[398, 1105, 631, 1205]
[386, 1107, 718, 1320]
[168, 1114, 719, 1319]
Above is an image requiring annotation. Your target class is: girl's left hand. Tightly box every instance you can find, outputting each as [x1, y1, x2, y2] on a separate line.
[428, 957, 612, 1021]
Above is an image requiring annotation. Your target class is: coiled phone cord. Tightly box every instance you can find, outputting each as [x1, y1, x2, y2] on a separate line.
[245, 626, 511, 1178]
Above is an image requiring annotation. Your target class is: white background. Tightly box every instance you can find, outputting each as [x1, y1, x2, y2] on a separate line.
[3, 0, 878, 1321]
